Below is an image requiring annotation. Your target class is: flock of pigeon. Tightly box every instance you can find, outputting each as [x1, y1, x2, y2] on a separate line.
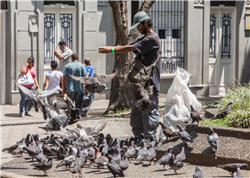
[2, 76, 247, 177]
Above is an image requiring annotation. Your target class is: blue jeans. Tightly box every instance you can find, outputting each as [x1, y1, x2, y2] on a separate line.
[19, 87, 31, 114]
[83, 92, 95, 112]
[130, 91, 159, 140]
[68, 91, 83, 118]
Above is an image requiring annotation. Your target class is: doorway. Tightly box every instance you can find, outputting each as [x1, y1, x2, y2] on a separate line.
[209, 7, 236, 95]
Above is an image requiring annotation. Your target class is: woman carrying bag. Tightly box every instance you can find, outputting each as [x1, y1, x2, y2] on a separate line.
[18, 56, 40, 117]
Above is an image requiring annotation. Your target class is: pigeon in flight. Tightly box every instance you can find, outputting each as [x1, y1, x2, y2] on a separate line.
[69, 70, 118, 93]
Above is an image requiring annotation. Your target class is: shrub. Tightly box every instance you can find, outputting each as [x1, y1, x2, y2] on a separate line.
[219, 83, 250, 128]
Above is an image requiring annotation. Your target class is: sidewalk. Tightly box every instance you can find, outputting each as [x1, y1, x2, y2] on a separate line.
[0, 96, 221, 126]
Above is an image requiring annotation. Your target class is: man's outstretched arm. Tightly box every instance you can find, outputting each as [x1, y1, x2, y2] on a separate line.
[98, 45, 136, 54]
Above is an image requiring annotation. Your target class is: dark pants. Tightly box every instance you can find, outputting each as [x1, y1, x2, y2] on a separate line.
[130, 91, 159, 140]
[68, 91, 83, 118]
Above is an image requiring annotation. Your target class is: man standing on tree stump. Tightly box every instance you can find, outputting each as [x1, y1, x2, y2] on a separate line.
[98, 11, 161, 140]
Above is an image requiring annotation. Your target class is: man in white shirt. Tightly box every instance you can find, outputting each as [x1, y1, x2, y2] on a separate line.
[54, 40, 73, 73]
[43, 60, 63, 91]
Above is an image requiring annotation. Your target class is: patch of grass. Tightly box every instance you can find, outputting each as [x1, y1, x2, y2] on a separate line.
[217, 83, 250, 128]
[200, 119, 228, 126]
[202, 103, 218, 107]
[159, 105, 165, 109]
[116, 109, 131, 114]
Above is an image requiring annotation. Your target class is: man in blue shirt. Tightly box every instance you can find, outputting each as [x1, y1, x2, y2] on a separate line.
[63, 53, 87, 120]
[82, 58, 95, 117]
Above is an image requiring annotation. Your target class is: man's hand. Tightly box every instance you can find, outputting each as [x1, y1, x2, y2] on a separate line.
[54, 49, 57, 54]
[98, 46, 112, 53]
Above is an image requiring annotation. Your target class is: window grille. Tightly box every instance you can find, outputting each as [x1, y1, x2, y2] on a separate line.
[44, 14, 55, 65]
[221, 14, 231, 58]
[132, 1, 185, 73]
[209, 14, 216, 58]
[60, 14, 73, 50]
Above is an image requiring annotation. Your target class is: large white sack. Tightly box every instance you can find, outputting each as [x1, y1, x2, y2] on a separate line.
[161, 67, 202, 134]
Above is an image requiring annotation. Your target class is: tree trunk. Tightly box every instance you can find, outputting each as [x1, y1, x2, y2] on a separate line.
[104, 1, 155, 114]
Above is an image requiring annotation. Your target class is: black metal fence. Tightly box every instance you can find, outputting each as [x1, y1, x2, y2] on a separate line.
[1, 0, 7, 9]
[132, 1, 185, 74]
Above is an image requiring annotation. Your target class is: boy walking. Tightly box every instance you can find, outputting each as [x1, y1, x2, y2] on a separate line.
[82, 58, 95, 117]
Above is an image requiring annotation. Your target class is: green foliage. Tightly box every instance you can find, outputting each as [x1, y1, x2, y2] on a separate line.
[116, 109, 131, 114]
[202, 103, 217, 106]
[218, 83, 250, 128]
[200, 119, 228, 126]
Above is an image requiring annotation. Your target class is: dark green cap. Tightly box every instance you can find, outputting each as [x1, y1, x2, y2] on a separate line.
[130, 11, 150, 30]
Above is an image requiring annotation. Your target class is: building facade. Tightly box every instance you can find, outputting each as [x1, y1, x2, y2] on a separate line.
[1, 0, 250, 105]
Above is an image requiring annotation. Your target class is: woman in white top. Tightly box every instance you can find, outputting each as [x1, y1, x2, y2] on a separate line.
[43, 60, 63, 91]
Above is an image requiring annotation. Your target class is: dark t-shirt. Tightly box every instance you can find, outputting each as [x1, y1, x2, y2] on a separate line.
[130, 32, 161, 95]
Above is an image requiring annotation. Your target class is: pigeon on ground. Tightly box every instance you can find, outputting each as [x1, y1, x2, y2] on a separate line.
[207, 127, 219, 152]
[190, 105, 202, 125]
[154, 146, 173, 170]
[176, 124, 193, 146]
[169, 155, 190, 175]
[107, 155, 124, 178]
[158, 122, 178, 140]
[36, 150, 47, 163]
[193, 166, 204, 178]
[94, 152, 108, 172]
[124, 141, 136, 161]
[23, 146, 42, 161]
[56, 155, 76, 171]
[175, 147, 186, 162]
[216, 163, 248, 177]
[145, 141, 156, 165]
[2, 144, 19, 155]
[212, 102, 233, 119]
[71, 154, 87, 174]
[132, 83, 156, 112]
[69, 70, 118, 93]
[119, 156, 129, 171]
[31, 157, 53, 176]
[113, 148, 122, 164]
[136, 140, 147, 163]
[234, 167, 242, 178]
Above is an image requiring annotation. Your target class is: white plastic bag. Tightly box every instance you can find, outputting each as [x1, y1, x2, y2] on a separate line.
[18, 71, 34, 87]
[161, 67, 202, 134]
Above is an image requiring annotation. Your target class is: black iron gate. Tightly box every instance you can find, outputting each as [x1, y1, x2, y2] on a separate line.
[132, 1, 185, 74]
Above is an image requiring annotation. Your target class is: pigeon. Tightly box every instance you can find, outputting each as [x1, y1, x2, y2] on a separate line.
[36, 150, 47, 163]
[23, 146, 42, 161]
[145, 141, 156, 165]
[69, 70, 118, 93]
[94, 152, 108, 172]
[100, 139, 109, 156]
[158, 122, 178, 140]
[136, 140, 147, 163]
[216, 163, 248, 176]
[234, 167, 242, 178]
[107, 155, 124, 178]
[190, 105, 202, 125]
[124, 141, 136, 161]
[175, 147, 186, 162]
[113, 148, 122, 164]
[2, 144, 19, 154]
[56, 155, 76, 171]
[176, 124, 193, 146]
[15, 83, 60, 111]
[212, 102, 233, 119]
[193, 166, 204, 178]
[154, 146, 173, 170]
[207, 127, 219, 152]
[31, 157, 53, 176]
[71, 155, 87, 174]
[132, 83, 156, 112]
[119, 156, 129, 171]
[169, 155, 190, 175]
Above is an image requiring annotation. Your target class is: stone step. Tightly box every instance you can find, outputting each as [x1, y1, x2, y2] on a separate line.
[156, 124, 250, 168]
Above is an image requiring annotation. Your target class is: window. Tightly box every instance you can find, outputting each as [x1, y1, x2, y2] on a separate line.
[172, 29, 181, 39]
[158, 29, 166, 39]
[44, 1, 75, 6]
[1, 0, 7, 9]
[210, 1, 236, 7]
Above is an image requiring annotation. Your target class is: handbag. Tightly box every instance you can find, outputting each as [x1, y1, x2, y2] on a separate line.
[18, 70, 34, 87]
[128, 52, 161, 86]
